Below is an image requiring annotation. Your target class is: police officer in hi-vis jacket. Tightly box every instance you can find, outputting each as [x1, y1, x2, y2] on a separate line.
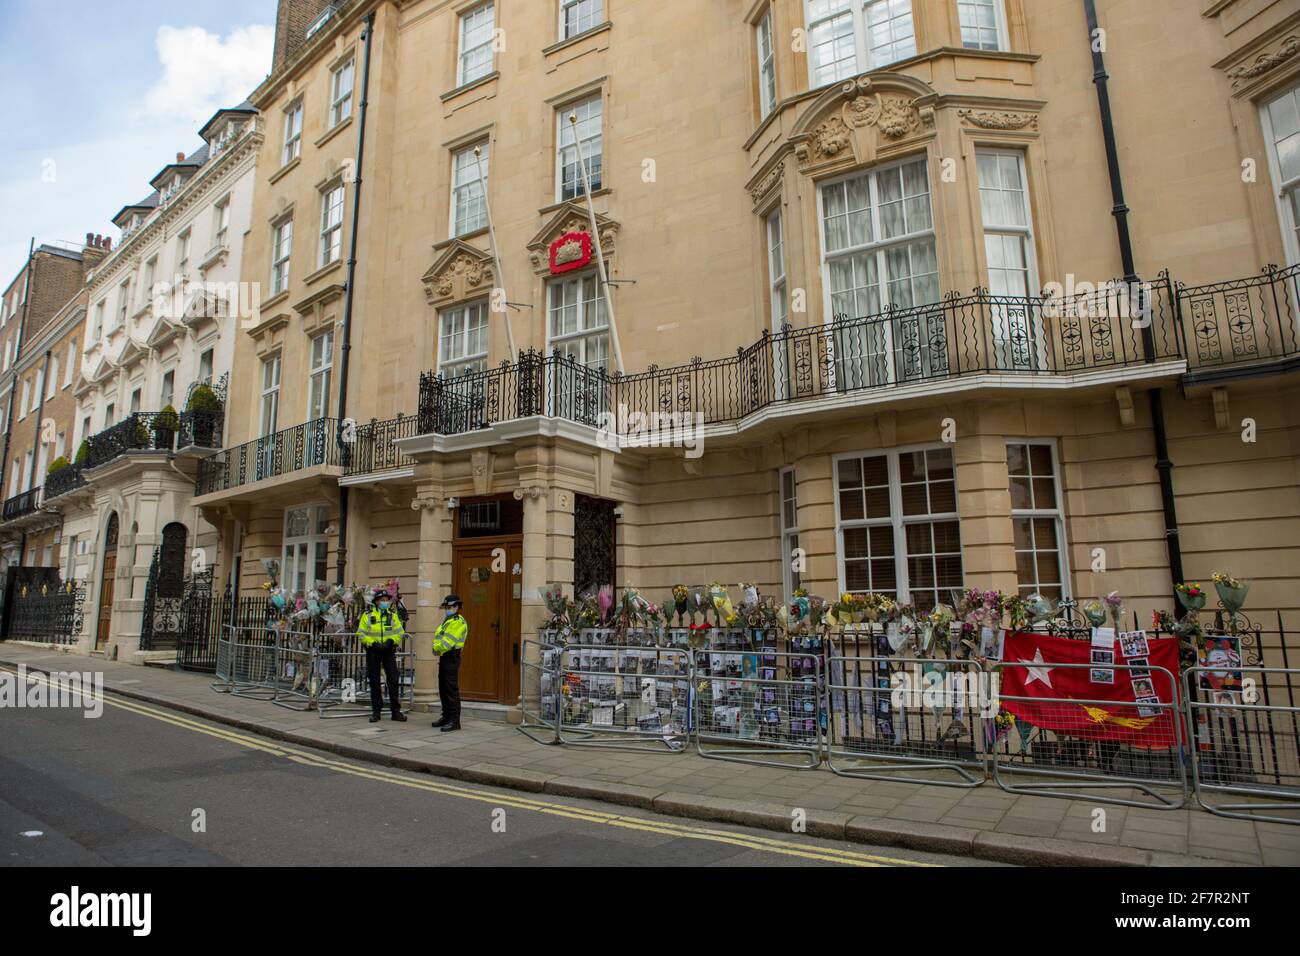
[357, 589, 408, 724]
[432, 594, 468, 733]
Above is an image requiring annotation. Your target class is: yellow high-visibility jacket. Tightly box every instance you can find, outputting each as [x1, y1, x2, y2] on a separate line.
[358, 608, 405, 646]
[433, 614, 468, 655]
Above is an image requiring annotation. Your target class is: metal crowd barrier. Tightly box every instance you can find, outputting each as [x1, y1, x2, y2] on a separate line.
[315, 633, 415, 720]
[557, 644, 691, 751]
[826, 654, 986, 787]
[211, 627, 235, 692]
[693, 648, 823, 769]
[518, 639, 562, 744]
[224, 625, 282, 702]
[1186, 665, 1300, 824]
[989, 661, 1187, 810]
[274, 631, 318, 712]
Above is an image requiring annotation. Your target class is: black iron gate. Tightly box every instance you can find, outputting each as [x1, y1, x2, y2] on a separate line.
[573, 494, 617, 597]
[1, 567, 85, 644]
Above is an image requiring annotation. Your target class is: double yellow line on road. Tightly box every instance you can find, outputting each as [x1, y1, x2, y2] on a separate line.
[9, 667, 940, 867]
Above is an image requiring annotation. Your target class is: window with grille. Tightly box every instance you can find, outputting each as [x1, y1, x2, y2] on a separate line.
[439, 302, 489, 378]
[557, 93, 603, 201]
[451, 142, 489, 236]
[458, 2, 495, 86]
[836, 446, 962, 612]
[804, 0, 916, 88]
[1007, 441, 1069, 600]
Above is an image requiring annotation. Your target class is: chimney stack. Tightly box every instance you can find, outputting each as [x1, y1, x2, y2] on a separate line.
[177, 151, 186, 163]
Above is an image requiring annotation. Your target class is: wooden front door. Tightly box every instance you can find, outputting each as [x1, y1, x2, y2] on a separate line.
[96, 514, 119, 650]
[452, 540, 522, 704]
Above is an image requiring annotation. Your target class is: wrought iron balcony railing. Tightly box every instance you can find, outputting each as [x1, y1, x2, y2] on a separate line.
[82, 409, 226, 472]
[1176, 263, 1300, 371]
[418, 279, 1180, 438]
[2, 486, 42, 522]
[342, 414, 419, 477]
[44, 464, 87, 501]
[414, 264, 1300, 439]
[195, 418, 340, 497]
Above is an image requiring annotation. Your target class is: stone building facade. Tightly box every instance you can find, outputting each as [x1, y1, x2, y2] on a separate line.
[161, 0, 1300, 710]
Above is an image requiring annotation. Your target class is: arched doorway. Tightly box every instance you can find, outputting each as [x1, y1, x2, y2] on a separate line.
[96, 513, 119, 650]
[140, 522, 188, 651]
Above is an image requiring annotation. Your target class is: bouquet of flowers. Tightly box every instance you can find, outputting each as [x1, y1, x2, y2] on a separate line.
[1081, 599, 1108, 628]
[574, 589, 601, 630]
[1103, 590, 1125, 630]
[708, 582, 738, 629]
[597, 585, 614, 627]
[541, 583, 574, 632]
[690, 586, 710, 629]
[671, 585, 690, 626]
[1212, 571, 1249, 616]
[1023, 592, 1056, 628]
[924, 603, 956, 656]
[1176, 581, 1207, 612]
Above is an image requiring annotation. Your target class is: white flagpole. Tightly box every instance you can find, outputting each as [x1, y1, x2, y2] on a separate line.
[569, 113, 625, 374]
[474, 144, 517, 362]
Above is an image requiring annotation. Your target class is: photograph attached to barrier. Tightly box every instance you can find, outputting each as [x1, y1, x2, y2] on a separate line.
[557, 645, 690, 750]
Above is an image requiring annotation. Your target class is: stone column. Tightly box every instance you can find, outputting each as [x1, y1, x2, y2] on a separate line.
[515, 484, 551, 639]
[954, 431, 1018, 595]
[793, 452, 837, 596]
[410, 489, 448, 708]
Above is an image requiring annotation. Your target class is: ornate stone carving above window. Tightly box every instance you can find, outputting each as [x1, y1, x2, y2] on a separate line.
[791, 74, 936, 174]
[749, 160, 785, 207]
[421, 239, 495, 309]
[957, 108, 1039, 131]
[526, 202, 620, 275]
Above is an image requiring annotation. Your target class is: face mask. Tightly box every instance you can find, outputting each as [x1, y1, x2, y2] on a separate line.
[377, 602, 391, 612]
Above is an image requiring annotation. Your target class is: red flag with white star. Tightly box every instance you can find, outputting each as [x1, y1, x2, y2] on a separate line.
[998, 631, 1181, 748]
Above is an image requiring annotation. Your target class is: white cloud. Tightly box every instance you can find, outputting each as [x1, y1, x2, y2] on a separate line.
[141, 24, 273, 126]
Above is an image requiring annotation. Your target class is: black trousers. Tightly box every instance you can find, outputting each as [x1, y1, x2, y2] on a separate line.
[438, 648, 462, 723]
[366, 643, 403, 716]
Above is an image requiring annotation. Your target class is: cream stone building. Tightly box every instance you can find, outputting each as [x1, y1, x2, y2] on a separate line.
[186, 0, 1300, 708]
[53, 103, 260, 659]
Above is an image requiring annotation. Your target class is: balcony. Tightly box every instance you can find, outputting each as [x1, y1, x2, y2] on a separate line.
[195, 418, 341, 497]
[44, 464, 88, 502]
[83, 410, 226, 472]
[342, 414, 419, 479]
[2, 486, 43, 523]
[413, 264, 1300, 441]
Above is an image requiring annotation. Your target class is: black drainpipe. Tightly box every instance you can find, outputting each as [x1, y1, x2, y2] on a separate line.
[1083, 0, 1184, 603]
[334, 8, 376, 586]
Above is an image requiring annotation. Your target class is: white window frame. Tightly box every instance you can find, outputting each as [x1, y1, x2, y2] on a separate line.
[198, 347, 214, 384]
[283, 100, 304, 166]
[271, 217, 293, 294]
[19, 378, 30, 418]
[977, 149, 1045, 369]
[92, 302, 105, 341]
[817, 155, 939, 387]
[177, 230, 191, 278]
[319, 183, 345, 267]
[64, 341, 75, 387]
[47, 356, 58, 399]
[757, 8, 777, 118]
[957, 0, 1008, 52]
[116, 279, 131, 328]
[832, 444, 963, 610]
[546, 270, 610, 369]
[282, 503, 331, 594]
[213, 197, 231, 249]
[450, 141, 490, 238]
[260, 354, 281, 437]
[1007, 440, 1071, 600]
[766, 209, 788, 332]
[438, 301, 490, 378]
[457, 2, 496, 87]
[1262, 84, 1300, 268]
[560, 0, 603, 39]
[780, 467, 802, 596]
[329, 56, 355, 128]
[556, 93, 603, 202]
[307, 330, 335, 420]
[160, 369, 175, 410]
[803, 0, 917, 89]
[143, 256, 158, 302]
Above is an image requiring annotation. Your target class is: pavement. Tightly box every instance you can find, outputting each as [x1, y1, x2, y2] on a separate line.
[3, 677, 978, 867]
[3, 642, 1298, 867]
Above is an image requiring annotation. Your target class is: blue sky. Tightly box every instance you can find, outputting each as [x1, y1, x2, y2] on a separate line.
[0, 0, 276, 282]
